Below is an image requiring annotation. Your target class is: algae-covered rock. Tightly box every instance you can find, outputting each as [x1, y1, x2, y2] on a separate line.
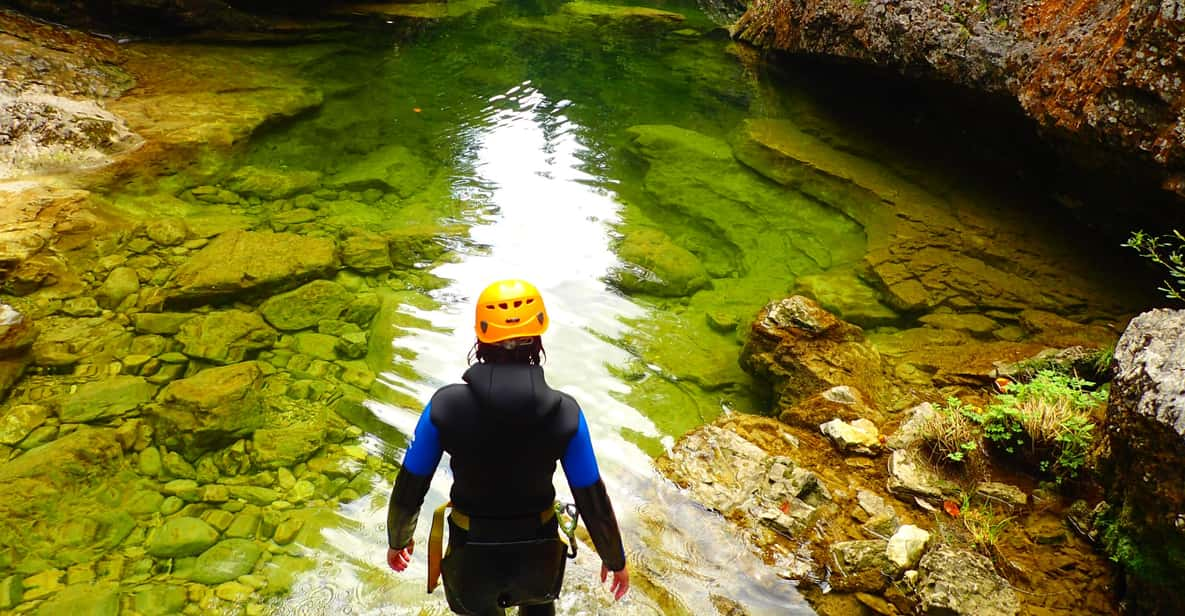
[96, 266, 139, 310]
[794, 270, 899, 329]
[0, 404, 50, 445]
[57, 375, 157, 423]
[252, 421, 326, 469]
[386, 224, 452, 268]
[916, 547, 1019, 615]
[146, 517, 219, 558]
[341, 229, 392, 273]
[225, 166, 320, 199]
[167, 230, 339, 307]
[328, 144, 430, 197]
[34, 581, 120, 616]
[610, 226, 710, 297]
[260, 280, 352, 331]
[176, 310, 277, 364]
[189, 538, 262, 584]
[0, 427, 123, 485]
[132, 312, 194, 335]
[560, 2, 686, 28]
[150, 362, 266, 455]
[133, 584, 188, 616]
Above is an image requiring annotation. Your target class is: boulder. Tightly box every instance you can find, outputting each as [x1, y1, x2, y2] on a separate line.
[57, 375, 157, 423]
[886, 524, 930, 571]
[916, 547, 1019, 616]
[0, 304, 37, 357]
[741, 296, 886, 409]
[225, 166, 320, 200]
[176, 310, 277, 364]
[167, 230, 338, 307]
[252, 421, 326, 469]
[95, 266, 140, 310]
[149, 362, 267, 456]
[0, 427, 123, 486]
[340, 230, 392, 273]
[189, 538, 262, 584]
[1098, 308, 1185, 614]
[259, 280, 352, 331]
[609, 226, 711, 297]
[146, 517, 219, 558]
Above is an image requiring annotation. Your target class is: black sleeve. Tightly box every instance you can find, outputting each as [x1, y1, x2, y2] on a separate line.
[387, 469, 432, 549]
[573, 478, 626, 571]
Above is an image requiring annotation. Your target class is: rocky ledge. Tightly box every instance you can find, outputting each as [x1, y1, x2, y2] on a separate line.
[731, 0, 1185, 201]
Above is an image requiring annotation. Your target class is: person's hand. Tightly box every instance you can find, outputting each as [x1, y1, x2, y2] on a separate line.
[600, 564, 629, 601]
[387, 540, 414, 572]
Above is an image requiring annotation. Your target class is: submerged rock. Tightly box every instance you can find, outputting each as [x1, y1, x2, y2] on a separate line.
[167, 230, 338, 307]
[149, 361, 266, 456]
[259, 280, 353, 332]
[146, 517, 219, 558]
[1099, 308, 1185, 613]
[610, 226, 711, 297]
[916, 547, 1019, 616]
[176, 309, 277, 364]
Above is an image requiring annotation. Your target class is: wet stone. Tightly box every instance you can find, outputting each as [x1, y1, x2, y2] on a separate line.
[341, 230, 392, 272]
[57, 375, 157, 423]
[164, 479, 201, 501]
[97, 267, 140, 310]
[133, 313, 195, 335]
[160, 496, 184, 516]
[201, 485, 231, 504]
[122, 353, 153, 374]
[975, 481, 1028, 507]
[886, 524, 931, 571]
[226, 513, 260, 539]
[133, 584, 188, 616]
[34, 581, 120, 616]
[273, 519, 303, 545]
[127, 490, 166, 516]
[18, 424, 57, 449]
[201, 509, 236, 533]
[260, 280, 352, 332]
[177, 310, 277, 364]
[0, 404, 50, 445]
[147, 517, 220, 558]
[335, 332, 368, 360]
[226, 486, 280, 506]
[163, 452, 197, 479]
[317, 319, 362, 337]
[60, 297, 101, 317]
[21, 569, 64, 600]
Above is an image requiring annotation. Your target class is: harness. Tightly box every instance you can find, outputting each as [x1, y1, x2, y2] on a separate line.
[427, 501, 581, 593]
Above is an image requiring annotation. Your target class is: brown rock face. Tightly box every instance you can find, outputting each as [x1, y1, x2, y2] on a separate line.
[740, 295, 887, 410]
[732, 0, 1185, 200]
[1099, 308, 1185, 614]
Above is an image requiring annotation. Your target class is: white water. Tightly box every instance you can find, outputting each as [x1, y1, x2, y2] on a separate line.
[277, 81, 812, 616]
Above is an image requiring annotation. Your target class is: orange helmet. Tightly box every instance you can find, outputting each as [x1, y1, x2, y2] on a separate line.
[474, 279, 548, 343]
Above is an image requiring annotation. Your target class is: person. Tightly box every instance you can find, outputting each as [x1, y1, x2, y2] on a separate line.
[386, 279, 630, 615]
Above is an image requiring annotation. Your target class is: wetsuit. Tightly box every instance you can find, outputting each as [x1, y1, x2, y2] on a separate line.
[387, 362, 626, 616]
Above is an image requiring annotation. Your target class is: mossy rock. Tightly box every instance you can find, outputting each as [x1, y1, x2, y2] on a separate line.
[225, 165, 320, 199]
[610, 227, 710, 298]
[260, 280, 353, 332]
[189, 538, 262, 584]
[146, 517, 219, 558]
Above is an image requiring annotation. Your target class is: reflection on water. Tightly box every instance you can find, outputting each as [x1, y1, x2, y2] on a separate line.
[271, 68, 810, 613]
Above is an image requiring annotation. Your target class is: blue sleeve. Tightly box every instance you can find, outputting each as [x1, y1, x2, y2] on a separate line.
[401, 402, 443, 476]
[561, 410, 601, 489]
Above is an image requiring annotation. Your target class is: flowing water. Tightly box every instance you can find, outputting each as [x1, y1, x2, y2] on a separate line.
[2, 0, 1161, 614]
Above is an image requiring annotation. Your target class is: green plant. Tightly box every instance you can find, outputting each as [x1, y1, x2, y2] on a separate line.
[976, 370, 1106, 482]
[1124, 229, 1185, 303]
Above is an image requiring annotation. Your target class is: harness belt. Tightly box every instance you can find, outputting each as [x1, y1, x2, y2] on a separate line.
[426, 501, 578, 594]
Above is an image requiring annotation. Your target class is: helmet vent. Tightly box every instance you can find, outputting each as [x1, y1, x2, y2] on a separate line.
[499, 302, 508, 309]
[526, 298, 535, 304]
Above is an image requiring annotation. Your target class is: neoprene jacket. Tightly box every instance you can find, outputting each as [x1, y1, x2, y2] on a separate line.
[387, 363, 627, 571]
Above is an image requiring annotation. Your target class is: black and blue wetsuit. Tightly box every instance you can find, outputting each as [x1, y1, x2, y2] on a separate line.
[387, 362, 626, 615]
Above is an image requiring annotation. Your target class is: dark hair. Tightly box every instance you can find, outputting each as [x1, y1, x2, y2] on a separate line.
[468, 336, 545, 365]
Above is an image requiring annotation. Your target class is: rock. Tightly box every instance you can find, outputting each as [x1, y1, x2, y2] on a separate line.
[0, 304, 37, 357]
[886, 525, 931, 571]
[659, 424, 767, 513]
[885, 402, 938, 450]
[887, 449, 959, 504]
[385, 225, 452, 268]
[272, 519, 303, 545]
[225, 166, 320, 200]
[176, 310, 277, 364]
[60, 297, 101, 317]
[0, 575, 23, 610]
[820, 417, 881, 455]
[1098, 308, 1185, 613]
[561, 1, 686, 27]
[226, 485, 280, 506]
[831, 539, 893, 592]
[132, 584, 188, 616]
[57, 375, 157, 423]
[328, 144, 430, 196]
[167, 230, 339, 307]
[340, 230, 391, 273]
[916, 547, 1019, 616]
[0, 404, 50, 445]
[334, 332, 368, 360]
[919, 312, 1000, 336]
[33, 581, 120, 616]
[259, 280, 352, 331]
[226, 513, 260, 539]
[1018, 309, 1115, 348]
[253, 422, 326, 469]
[149, 362, 266, 456]
[96, 267, 140, 310]
[741, 296, 886, 409]
[0, 428, 123, 486]
[146, 517, 219, 559]
[190, 539, 262, 584]
[793, 270, 899, 328]
[132, 313, 194, 335]
[975, 482, 1028, 508]
[609, 226, 711, 297]
[0, 358, 28, 403]
[292, 332, 339, 361]
[344, 293, 381, 326]
[145, 219, 189, 246]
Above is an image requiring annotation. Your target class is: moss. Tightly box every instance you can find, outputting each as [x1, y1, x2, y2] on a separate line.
[1096, 502, 1185, 607]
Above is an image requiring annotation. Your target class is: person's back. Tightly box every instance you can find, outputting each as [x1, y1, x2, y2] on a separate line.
[386, 279, 629, 615]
